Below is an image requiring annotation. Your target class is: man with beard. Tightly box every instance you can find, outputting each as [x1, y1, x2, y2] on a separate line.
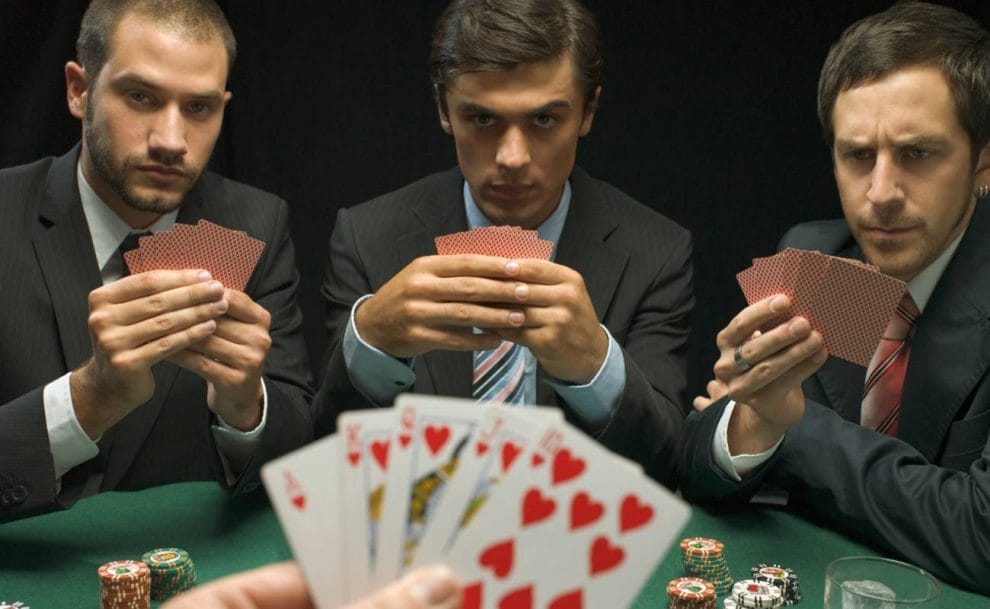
[0, 0, 313, 522]
[681, 2, 990, 594]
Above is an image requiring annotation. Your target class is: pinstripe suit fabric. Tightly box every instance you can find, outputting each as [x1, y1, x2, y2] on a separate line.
[314, 167, 694, 487]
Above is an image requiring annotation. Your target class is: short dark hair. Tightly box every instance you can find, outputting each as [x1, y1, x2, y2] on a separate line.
[77, 0, 237, 83]
[429, 0, 603, 112]
[818, 1, 990, 156]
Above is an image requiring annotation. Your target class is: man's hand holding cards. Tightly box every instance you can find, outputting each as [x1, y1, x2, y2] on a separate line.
[263, 395, 691, 609]
[736, 248, 907, 366]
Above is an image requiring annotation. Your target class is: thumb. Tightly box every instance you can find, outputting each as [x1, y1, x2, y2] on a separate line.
[344, 566, 461, 609]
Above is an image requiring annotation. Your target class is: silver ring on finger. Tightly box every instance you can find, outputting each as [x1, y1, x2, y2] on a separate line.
[733, 344, 752, 372]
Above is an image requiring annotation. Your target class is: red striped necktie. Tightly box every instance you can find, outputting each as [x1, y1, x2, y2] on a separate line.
[861, 294, 920, 436]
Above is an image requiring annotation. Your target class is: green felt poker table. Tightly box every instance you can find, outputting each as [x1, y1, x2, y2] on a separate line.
[0, 482, 983, 607]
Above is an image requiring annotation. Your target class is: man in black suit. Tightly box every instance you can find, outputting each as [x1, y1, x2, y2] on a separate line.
[0, 0, 313, 522]
[681, 2, 990, 593]
[316, 0, 693, 486]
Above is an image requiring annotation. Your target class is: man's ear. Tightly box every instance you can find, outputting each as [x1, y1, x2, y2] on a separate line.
[975, 141, 990, 197]
[435, 84, 452, 135]
[65, 61, 89, 120]
[579, 85, 601, 136]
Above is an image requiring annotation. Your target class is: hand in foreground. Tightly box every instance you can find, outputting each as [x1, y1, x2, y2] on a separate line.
[161, 561, 462, 609]
[355, 255, 529, 358]
[493, 259, 608, 384]
[71, 270, 227, 438]
[168, 288, 272, 431]
[712, 295, 827, 455]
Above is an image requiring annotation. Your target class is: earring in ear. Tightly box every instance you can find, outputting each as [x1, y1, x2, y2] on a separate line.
[977, 184, 990, 200]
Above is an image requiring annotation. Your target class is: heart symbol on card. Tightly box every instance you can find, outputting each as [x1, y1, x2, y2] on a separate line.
[424, 425, 451, 455]
[371, 440, 389, 470]
[462, 582, 483, 609]
[570, 491, 604, 530]
[551, 448, 585, 485]
[531, 453, 545, 467]
[478, 539, 514, 579]
[521, 488, 556, 526]
[498, 585, 533, 609]
[589, 536, 625, 576]
[399, 433, 412, 448]
[548, 589, 583, 609]
[619, 494, 654, 533]
[291, 493, 306, 510]
[476, 441, 490, 456]
[501, 442, 522, 472]
[347, 451, 360, 465]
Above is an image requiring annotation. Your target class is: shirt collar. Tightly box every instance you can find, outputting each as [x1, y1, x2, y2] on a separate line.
[462, 180, 571, 259]
[906, 228, 966, 313]
[77, 162, 178, 271]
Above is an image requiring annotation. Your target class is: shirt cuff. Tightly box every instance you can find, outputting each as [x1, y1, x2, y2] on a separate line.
[711, 400, 782, 480]
[44, 372, 100, 480]
[212, 379, 268, 483]
[343, 294, 415, 405]
[544, 325, 624, 430]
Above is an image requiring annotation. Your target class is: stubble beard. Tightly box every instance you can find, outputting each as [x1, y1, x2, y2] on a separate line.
[83, 104, 199, 215]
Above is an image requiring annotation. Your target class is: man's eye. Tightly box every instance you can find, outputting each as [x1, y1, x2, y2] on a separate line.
[534, 114, 556, 127]
[906, 147, 931, 160]
[128, 91, 151, 104]
[188, 102, 211, 115]
[473, 114, 494, 127]
[848, 150, 874, 161]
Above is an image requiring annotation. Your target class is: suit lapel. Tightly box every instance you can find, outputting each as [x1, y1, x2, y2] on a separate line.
[899, 204, 990, 460]
[555, 168, 627, 322]
[403, 169, 473, 398]
[32, 148, 103, 371]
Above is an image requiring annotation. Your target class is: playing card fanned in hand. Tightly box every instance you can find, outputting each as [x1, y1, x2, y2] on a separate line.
[123, 220, 265, 291]
[261, 395, 691, 609]
[435, 226, 554, 260]
[735, 248, 908, 366]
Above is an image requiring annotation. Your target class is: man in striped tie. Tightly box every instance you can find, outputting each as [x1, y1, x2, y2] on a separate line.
[681, 2, 990, 595]
[316, 0, 694, 487]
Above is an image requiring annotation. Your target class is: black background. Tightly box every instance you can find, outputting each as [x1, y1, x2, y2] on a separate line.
[2, 1, 987, 402]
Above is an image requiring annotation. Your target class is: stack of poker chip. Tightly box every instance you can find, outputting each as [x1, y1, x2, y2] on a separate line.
[667, 577, 717, 609]
[141, 547, 197, 601]
[751, 564, 801, 606]
[680, 537, 734, 596]
[0, 602, 30, 608]
[98, 560, 150, 609]
[724, 579, 784, 608]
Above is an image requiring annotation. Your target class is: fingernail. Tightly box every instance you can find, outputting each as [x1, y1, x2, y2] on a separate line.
[514, 283, 529, 299]
[508, 311, 524, 324]
[198, 270, 212, 282]
[788, 317, 809, 335]
[209, 281, 224, 295]
[505, 261, 520, 274]
[409, 566, 458, 606]
[213, 299, 228, 313]
[770, 295, 788, 312]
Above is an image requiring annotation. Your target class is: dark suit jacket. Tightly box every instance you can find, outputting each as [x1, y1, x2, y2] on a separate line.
[680, 203, 990, 594]
[0, 146, 314, 522]
[314, 167, 694, 487]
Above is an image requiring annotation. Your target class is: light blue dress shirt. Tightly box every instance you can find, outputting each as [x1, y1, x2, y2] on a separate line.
[342, 179, 625, 429]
